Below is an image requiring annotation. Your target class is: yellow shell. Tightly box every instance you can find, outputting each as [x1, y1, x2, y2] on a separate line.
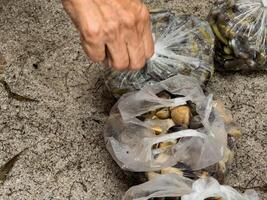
[159, 140, 177, 149]
[155, 108, 171, 119]
[152, 126, 163, 135]
[171, 106, 191, 127]
[228, 127, 242, 139]
[213, 101, 233, 124]
[155, 153, 170, 164]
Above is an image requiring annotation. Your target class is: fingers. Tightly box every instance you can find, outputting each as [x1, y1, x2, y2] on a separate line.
[62, 0, 153, 70]
[141, 7, 155, 59]
[68, 0, 106, 62]
[97, 3, 130, 70]
[122, 12, 146, 70]
[126, 31, 146, 70]
[106, 40, 129, 70]
[135, 5, 154, 60]
[126, 5, 153, 70]
[104, 5, 148, 70]
[80, 36, 106, 62]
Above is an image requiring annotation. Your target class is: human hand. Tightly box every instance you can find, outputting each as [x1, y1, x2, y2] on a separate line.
[62, 0, 154, 70]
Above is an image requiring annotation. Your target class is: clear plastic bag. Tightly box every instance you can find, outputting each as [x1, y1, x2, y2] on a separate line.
[123, 174, 259, 200]
[104, 75, 227, 172]
[209, 0, 267, 71]
[106, 11, 215, 98]
[182, 177, 259, 200]
[123, 174, 193, 200]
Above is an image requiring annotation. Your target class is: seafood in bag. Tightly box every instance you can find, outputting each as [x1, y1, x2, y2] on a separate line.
[209, 0, 267, 71]
[104, 75, 238, 180]
[123, 174, 259, 200]
[106, 11, 215, 98]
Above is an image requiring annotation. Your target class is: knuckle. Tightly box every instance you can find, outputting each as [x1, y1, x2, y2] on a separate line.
[109, 21, 120, 31]
[123, 13, 136, 28]
[83, 25, 102, 42]
[104, 22, 120, 39]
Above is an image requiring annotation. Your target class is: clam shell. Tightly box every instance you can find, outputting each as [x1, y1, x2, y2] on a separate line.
[171, 106, 191, 127]
[156, 108, 171, 119]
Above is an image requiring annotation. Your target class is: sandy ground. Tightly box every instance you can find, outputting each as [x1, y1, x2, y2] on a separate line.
[0, 0, 266, 199]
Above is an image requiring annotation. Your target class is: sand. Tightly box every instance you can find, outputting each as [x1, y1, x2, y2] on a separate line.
[0, 0, 266, 199]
